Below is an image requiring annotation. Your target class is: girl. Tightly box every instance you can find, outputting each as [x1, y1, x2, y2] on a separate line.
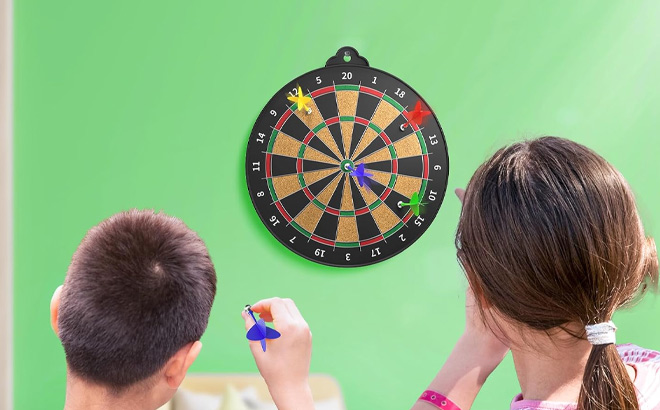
[245, 137, 659, 410]
[414, 136, 659, 410]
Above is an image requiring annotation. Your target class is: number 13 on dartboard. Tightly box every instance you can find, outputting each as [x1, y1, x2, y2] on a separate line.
[245, 47, 449, 267]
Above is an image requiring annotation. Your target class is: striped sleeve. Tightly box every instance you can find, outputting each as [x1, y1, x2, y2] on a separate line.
[617, 344, 660, 410]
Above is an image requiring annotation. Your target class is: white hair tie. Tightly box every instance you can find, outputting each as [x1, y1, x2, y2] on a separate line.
[585, 321, 617, 345]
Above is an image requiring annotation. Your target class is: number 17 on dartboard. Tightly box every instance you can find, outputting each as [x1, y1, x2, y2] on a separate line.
[245, 47, 449, 267]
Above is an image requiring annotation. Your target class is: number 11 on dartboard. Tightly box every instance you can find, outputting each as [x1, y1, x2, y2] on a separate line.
[245, 47, 449, 267]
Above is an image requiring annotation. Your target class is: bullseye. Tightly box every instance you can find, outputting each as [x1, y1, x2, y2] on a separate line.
[340, 159, 354, 173]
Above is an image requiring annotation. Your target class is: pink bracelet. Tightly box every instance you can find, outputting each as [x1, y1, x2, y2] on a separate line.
[418, 390, 462, 410]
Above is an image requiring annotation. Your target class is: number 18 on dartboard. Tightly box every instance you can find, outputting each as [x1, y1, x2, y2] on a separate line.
[245, 47, 449, 267]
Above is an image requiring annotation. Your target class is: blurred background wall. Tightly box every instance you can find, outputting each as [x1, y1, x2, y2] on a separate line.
[11, 1, 660, 409]
[1, 0, 13, 408]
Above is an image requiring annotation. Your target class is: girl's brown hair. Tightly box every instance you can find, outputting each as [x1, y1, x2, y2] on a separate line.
[456, 137, 658, 410]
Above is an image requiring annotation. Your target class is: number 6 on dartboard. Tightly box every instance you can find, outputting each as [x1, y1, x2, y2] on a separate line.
[245, 47, 449, 267]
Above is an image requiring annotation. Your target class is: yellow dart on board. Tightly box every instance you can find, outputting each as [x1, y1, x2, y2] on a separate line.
[287, 85, 312, 114]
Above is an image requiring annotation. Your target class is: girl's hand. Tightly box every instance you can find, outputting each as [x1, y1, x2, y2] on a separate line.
[454, 188, 466, 203]
[456, 187, 510, 354]
[242, 297, 314, 410]
[463, 287, 510, 356]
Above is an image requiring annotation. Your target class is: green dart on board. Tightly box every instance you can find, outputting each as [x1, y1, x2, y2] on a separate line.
[398, 192, 424, 216]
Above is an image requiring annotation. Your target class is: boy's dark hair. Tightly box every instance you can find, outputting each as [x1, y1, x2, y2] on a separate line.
[58, 210, 217, 392]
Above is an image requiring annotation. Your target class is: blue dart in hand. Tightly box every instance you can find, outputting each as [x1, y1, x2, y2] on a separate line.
[244, 305, 281, 352]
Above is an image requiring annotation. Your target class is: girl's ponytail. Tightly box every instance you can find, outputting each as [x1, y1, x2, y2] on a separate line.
[578, 343, 638, 410]
[455, 138, 659, 410]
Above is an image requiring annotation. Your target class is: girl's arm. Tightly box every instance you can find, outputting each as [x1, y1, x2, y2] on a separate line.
[411, 327, 508, 410]
[412, 189, 509, 410]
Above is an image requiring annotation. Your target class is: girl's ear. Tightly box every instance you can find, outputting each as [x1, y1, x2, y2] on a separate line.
[50, 285, 63, 336]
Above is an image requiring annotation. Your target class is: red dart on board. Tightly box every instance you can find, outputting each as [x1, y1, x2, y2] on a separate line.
[401, 101, 432, 130]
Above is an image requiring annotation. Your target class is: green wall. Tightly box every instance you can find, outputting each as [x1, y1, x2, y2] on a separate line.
[14, 1, 660, 409]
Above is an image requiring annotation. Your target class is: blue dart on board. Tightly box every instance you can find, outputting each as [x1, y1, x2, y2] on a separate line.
[348, 163, 373, 189]
[244, 305, 281, 352]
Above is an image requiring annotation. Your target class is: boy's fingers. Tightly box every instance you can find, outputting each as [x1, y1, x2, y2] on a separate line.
[251, 297, 294, 322]
[282, 298, 304, 322]
[242, 310, 253, 331]
[454, 188, 466, 204]
[258, 313, 274, 322]
[250, 298, 275, 312]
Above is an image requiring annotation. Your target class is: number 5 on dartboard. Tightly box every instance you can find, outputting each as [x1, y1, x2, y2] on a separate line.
[245, 47, 449, 267]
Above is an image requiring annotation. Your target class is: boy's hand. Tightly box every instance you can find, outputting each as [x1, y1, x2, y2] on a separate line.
[242, 297, 314, 410]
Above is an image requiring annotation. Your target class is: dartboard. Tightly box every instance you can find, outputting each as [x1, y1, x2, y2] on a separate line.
[246, 47, 449, 267]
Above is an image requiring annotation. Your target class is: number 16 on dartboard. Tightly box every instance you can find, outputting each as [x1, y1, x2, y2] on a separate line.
[245, 47, 449, 267]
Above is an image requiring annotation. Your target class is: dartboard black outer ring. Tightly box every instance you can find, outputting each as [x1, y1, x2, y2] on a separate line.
[245, 48, 449, 267]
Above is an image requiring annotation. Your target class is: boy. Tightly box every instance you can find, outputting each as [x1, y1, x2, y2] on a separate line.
[50, 210, 216, 409]
[50, 210, 314, 410]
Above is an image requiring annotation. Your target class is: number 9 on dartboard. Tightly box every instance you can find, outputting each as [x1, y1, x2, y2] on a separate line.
[245, 47, 449, 267]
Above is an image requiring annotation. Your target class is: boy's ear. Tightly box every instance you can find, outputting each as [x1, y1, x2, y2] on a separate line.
[50, 285, 63, 336]
[163, 341, 202, 389]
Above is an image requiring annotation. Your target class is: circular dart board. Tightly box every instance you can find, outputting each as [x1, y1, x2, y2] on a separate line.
[246, 47, 449, 267]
